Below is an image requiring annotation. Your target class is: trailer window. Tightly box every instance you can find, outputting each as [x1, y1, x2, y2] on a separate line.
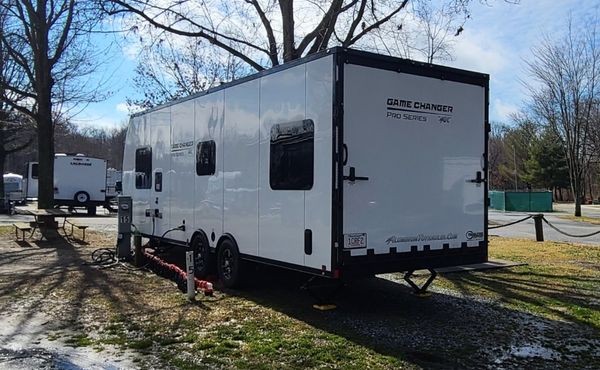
[135, 147, 152, 189]
[196, 140, 216, 176]
[270, 119, 314, 190]
[154, 172, 162, 192]
[31, 163, 39, 179]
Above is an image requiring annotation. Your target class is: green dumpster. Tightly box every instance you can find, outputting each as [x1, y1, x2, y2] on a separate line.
[489, 191, 553, 212]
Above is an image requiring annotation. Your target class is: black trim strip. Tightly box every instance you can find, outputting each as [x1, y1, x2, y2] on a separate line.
[342, 48, 488, 87]
[483, 70, 490, 262]
[242, 253, 332, 277]
[330, 51, 345, 274]
[342, 246, 487, 277]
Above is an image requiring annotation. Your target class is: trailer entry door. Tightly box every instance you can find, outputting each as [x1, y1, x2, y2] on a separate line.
[342, 64, 486, 256]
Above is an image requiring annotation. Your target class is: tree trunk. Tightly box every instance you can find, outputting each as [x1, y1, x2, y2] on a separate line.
[0, 129, 5, 198]
[37, 109, 54, 209]
[573, 174, 583, 217]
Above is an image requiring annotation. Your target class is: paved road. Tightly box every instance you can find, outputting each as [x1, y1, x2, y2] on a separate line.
[490, 204, 600, 245]
[5, 203, 117, 234]
[1, 202, 599, 245]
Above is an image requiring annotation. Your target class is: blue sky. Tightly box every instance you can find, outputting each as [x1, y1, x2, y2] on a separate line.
[72, 0, 599, 130]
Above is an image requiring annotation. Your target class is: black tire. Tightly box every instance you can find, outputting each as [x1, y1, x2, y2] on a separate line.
[74, 191, 90, 205]
[87, 206, 96, 216]
[191, 232, 214, 278]
[217, 239, 243, 288]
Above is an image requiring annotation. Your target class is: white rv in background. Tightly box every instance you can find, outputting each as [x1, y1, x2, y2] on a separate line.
[25, 154, 119, 214]
[106, 167, 122, 198]
[3, 173, 24, 204]
[122, 48, 489, 288]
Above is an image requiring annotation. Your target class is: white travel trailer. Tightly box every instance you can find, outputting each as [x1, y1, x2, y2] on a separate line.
[106, 168, 122, 198]
[25, 154, 115, 214]
[3, 173, 24, 203]
[122, 48, 489, 288]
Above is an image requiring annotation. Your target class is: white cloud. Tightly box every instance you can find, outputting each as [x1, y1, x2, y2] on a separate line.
[493, 98, 519, 123]
[116, 102, 130, 114]
[450, 30, 511, 75]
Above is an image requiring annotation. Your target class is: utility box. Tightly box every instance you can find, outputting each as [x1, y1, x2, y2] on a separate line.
[489, 190, 553, 212]
[117, 196, 132, 259]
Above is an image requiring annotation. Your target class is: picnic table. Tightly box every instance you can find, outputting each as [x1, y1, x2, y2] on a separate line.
[14, 208, 88, 241]
[21, 208, 70, 229]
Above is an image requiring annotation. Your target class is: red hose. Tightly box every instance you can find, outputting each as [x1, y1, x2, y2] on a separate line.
[143, 251, 214, 296]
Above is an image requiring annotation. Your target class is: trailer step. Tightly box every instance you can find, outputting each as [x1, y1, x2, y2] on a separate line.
[403, 269, 437, 295]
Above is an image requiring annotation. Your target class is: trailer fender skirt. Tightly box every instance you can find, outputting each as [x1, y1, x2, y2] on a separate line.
[143, 250, 214, 296]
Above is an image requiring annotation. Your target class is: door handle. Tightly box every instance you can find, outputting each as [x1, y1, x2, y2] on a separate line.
[467, 171, 485, 184]
[343, 167, 369, 182]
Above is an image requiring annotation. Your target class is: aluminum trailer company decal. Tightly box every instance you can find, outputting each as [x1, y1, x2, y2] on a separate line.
[385, 232, 458, 245]
[385, 98, 454, 125]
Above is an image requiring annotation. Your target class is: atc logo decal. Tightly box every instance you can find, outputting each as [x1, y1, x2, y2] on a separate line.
[465, 231, 484, 240]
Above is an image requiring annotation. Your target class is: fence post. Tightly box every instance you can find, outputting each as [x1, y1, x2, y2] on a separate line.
[533, 214, 544, 242]
[134, 234, 143, 266]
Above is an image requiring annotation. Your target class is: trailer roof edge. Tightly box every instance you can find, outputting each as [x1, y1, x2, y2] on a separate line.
[130, 47, 489, 119]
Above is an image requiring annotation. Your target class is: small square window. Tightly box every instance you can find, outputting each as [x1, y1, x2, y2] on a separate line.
[31, 163, 39, 179]
[196, 140, 216, 176]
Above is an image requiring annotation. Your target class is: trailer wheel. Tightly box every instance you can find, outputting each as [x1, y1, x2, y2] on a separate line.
[74, 191, 90, 204]
[191, 232, 213, 278]
[217, 239, 242, 288]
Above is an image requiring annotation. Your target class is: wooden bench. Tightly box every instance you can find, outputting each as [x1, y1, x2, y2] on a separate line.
[13, 223, 32, 241]
[64, 219, 88, 241]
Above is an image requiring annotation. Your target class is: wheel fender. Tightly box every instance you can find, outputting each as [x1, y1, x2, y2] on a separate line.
[216, 233, 239, 255]
[190, 230, 210, 250]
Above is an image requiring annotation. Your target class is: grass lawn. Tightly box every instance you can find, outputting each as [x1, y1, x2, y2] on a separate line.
[558, 214, 600, 226]
[0, 227, 598, 369]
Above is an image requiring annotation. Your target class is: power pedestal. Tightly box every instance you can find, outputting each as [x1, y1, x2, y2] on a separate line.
[117, 196, 133, 259]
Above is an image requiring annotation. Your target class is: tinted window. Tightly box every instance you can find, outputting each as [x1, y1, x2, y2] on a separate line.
[270, 119, 314, 190]
[196, 140, 216, 176]
[31, 163, 39, 179]
[135, 147, 152, 189]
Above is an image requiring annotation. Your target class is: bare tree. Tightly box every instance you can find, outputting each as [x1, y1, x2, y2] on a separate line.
[102, 0, 479, 72]
[0, 7, 35, 198]
[526, 16, 600, 217]
[129, 36, 247, 108]
[0, 0, 107, 208]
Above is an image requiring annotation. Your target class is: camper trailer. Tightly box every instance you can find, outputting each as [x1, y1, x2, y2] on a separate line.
[122, 48, 489, 288]
[3, 173, 24, 204]
[106, 168, 122, 199]
[25, 154, 117, 214]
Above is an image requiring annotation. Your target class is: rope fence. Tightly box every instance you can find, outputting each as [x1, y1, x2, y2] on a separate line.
[489, 215, 532, 229]
[489, 213, 600, 241]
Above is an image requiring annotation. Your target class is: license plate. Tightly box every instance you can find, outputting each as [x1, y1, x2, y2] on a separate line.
[344, 233, 367, 249]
